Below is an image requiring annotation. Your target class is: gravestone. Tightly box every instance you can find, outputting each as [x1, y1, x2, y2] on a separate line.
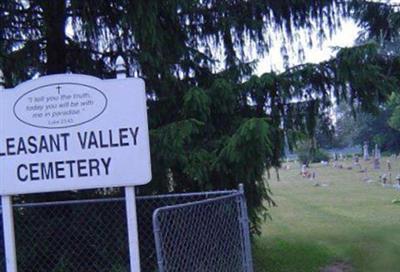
[395, 175, 400, 190]
[373, 144, 380, 170]
[301, 164, 307, 177]
[353, 154, 361, 169]
[373, 157, 380, 170]
[381, 174, 387, 184]
[387, 160, 392, 172]
[374, 144, 381, 160]
[363, 141, 369, 161]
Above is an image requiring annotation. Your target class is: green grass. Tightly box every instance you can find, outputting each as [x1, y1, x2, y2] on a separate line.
[254, 158, 400, 272]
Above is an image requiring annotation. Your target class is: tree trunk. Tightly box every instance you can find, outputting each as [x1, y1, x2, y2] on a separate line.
[41, 0, 67, 74]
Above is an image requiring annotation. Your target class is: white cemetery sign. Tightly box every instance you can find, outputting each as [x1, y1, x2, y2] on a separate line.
[0, 73, 151, 271]
[0, 74, 151, 194]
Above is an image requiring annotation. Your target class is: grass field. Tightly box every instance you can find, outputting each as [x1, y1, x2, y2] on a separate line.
[253, 158, 400, 272]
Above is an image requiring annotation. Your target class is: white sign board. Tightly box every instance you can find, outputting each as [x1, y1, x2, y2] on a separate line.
[0, 74, 151, 195]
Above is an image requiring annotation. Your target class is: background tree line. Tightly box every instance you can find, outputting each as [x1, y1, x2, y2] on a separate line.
[1, 0, 400, 232]
[312, 1, 400, 156]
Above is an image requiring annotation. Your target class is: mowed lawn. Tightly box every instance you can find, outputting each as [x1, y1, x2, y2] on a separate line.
[253, 158, 400, 272]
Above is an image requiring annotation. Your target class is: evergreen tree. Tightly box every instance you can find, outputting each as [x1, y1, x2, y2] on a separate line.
[1, 0, 397, 232]
[388, 93, 400, 131]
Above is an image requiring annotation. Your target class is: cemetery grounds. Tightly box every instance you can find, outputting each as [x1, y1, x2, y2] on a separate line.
[253, 157, 400, 272]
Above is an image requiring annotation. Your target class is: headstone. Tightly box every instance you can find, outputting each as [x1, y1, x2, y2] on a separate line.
[353, 154, 361, 169]
[301, 164, 307, 177]
[363, 141, 369, 161]
[381, 174, 387, 184]
[387, 160, 392, 171]
[374, 144, 381, 160]
[373, 144, 380, 170]
[373, 157, 380, 170]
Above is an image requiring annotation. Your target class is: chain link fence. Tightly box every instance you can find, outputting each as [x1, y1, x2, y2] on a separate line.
[0, 187, 253, 272]
[153, 190, 253, 272]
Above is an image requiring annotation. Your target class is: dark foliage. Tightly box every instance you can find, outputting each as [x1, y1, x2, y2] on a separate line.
[1, 0, 397, 233]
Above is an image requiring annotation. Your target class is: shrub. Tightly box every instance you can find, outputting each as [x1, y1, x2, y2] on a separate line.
[296, 142, 330, 164]
[313, 149, 330, 162]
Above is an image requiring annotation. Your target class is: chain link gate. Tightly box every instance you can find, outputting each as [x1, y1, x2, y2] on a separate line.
[153, 186, 253, 272]
[0, 186, 253, 272]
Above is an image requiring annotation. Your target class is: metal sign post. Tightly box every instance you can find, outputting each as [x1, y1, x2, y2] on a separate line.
[0, 73, 17, 272]
[1, 196, 17, 272]
[117, 58, 142, 271]
[125, 186, 141, 271]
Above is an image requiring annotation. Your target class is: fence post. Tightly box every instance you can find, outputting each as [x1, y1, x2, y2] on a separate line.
[236, 188, 247, 271]
[152, 209, 165, 272]
[238, 184, 254, 272]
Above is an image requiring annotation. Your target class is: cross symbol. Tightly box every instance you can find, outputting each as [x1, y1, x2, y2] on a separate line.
[56, 85, 62, 95]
